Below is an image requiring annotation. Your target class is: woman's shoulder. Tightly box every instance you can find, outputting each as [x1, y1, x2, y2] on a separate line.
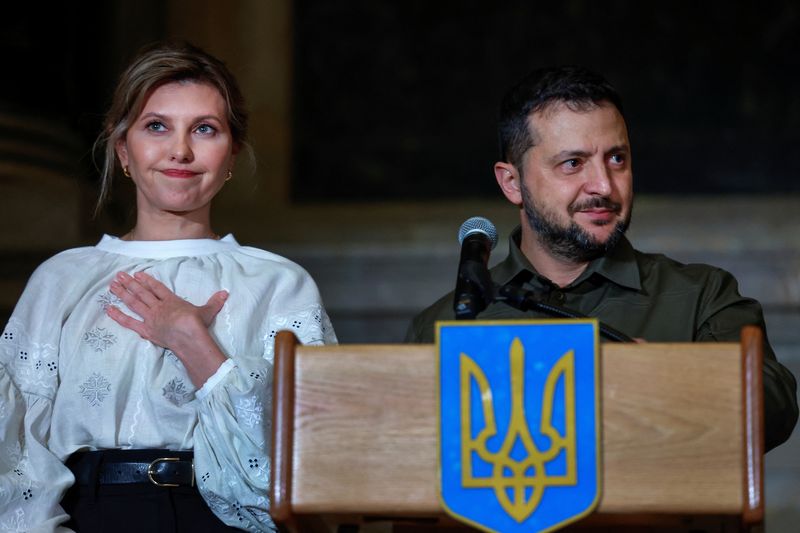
[232, 244, 313, 276]
[228, 243, 323, 297]
[31, 244, 106, 277]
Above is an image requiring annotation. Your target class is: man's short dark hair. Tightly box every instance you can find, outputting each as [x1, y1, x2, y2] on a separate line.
[498, 66, 625, 170]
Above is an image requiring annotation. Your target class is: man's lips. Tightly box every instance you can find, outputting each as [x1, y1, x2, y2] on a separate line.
[161, 169, 200, 178]
[577, 208, 618, 222]
[570, 198, 621, 217]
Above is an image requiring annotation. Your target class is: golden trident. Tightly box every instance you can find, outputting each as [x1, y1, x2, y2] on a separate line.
[460, 337, 577, 522]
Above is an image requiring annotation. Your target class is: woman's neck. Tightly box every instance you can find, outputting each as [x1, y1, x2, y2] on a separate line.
[123, 211, 218, 241]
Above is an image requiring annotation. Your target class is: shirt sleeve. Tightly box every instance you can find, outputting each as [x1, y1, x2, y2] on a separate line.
[191, 281, 337, 531]
[1, 285, 76, 532]
[695, 268, 799, 452]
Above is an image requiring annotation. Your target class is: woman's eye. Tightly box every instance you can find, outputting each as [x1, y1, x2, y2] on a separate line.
[195, 124, 216, 135]
[146, 121, 166, 132]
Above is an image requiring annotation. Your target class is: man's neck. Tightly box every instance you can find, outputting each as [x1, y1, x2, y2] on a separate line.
[519, 234, 590, 288]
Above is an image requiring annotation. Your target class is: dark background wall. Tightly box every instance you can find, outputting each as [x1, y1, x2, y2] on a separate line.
[293, 0, 800, 200]
[4, 1, 799, 203]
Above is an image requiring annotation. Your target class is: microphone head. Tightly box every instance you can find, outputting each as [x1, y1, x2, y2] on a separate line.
[458, 216, 498, 250]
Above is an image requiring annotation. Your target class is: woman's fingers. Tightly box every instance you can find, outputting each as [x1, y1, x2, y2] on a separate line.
[106, 305, 147, 338]
[200, 290, 228, 326]
[113, 272, 160, 307]
[133, 271, 175, 300]
[110, 279, 152, 318]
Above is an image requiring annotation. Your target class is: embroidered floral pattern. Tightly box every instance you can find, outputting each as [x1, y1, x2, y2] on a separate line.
[96, 291, 122, 311]
[246, 456, 268, 480]
[201, 491, 232, 516]
[235, 396, 263, 429]
[83, 327, 117, 353]
[0, 508, 26, 532]
[163, 378, 193, 406]
[262, 304, 337, 361]
[164, 349, 182, 367]
[3, 442, 23, 469]
[1, 318, 59, 399]
[79, 373, 111, 406]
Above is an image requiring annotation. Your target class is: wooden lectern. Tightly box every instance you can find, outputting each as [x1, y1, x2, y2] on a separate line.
[270, 327, 764, 532]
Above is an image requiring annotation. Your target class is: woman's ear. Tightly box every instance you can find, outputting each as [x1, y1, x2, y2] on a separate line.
[115, 139, 129, 168]
[494, 161, 523, 206]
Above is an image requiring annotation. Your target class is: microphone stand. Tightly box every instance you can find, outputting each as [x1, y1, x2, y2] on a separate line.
[450, 216, 632, 342]
[494, 283, 633, 343]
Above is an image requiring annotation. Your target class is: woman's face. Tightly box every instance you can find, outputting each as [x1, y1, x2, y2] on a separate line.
[116, 81, 236, 219]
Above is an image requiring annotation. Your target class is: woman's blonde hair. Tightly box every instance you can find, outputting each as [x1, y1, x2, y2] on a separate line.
[93, 41, 248, 213]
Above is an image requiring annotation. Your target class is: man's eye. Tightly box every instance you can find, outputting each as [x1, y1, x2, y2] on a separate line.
[562, 159, 580, 169]
[610, 154, 625, 164]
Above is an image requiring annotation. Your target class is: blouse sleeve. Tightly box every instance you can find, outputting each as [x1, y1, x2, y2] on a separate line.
[1, 277, 78, 532]
[191, 268, 337, 531]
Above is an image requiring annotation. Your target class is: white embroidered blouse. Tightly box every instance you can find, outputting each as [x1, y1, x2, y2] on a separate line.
[0, 235, 337, 532]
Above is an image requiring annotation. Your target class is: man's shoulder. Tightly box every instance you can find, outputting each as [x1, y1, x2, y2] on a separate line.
[631, 247, 735, 288]
[406, 291, 456, 343]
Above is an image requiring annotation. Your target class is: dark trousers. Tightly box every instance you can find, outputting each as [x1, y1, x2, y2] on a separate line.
[62, 451, 242, 533]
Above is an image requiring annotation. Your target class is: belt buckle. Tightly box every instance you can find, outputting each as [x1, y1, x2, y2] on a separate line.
[147, 457, 192, 487]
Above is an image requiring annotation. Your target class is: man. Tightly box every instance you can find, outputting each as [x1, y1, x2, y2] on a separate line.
[406, 66, 798, 451]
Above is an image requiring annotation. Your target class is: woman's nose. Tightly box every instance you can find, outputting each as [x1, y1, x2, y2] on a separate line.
[170, 134, 194, 163]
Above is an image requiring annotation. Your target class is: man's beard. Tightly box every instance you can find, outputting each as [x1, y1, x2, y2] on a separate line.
[521, 180, 630, 263]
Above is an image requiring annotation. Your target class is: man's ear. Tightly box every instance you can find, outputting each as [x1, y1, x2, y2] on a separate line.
[115, 139, 129, 168]
[494, 161, 523, 206]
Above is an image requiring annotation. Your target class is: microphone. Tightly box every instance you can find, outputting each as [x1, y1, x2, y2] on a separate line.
[454, 217, 499, 319]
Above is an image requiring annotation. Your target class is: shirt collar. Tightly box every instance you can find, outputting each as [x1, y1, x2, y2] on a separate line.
[491, 226, 641, 291]
[96, 234, 239, 259]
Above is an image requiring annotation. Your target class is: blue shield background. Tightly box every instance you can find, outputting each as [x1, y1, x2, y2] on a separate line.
[438, 320, 600, 533]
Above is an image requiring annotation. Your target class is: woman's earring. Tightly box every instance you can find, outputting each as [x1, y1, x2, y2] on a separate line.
[123, 166, 131, 178]
[226, 169, 233, 181]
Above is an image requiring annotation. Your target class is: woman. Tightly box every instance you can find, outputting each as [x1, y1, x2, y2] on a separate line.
[0, 42, 336, 532]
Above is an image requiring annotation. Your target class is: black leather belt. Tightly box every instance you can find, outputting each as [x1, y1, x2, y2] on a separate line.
[67, 450, 194, 487]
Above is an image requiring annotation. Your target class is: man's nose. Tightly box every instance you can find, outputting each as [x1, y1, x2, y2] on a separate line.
[584, 161, 613, 196]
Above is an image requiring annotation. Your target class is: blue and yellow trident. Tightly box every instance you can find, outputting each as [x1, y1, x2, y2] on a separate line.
[461, 338, 576, 521]
[438, 321, 600, 533]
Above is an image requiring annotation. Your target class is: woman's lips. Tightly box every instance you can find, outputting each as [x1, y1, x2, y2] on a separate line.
[161, 169, 199, 178]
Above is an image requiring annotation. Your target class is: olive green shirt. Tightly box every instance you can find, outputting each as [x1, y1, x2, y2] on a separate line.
[407, 227, 798, 451]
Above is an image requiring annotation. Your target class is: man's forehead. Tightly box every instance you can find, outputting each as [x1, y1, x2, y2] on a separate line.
[528, 99, 620, 124]
[525, 100, 628, 147]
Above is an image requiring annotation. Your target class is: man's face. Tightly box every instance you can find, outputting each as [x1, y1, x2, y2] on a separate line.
[517, 102, 633, 262]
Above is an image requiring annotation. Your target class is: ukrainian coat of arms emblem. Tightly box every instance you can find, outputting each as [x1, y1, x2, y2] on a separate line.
[438, 320, 601, 533]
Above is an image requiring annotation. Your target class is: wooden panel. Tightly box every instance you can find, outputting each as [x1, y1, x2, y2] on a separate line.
[600, 342, 743, 513]
[292, 345, 440, 513]
[289, 341, 744, 516]
[741, 326, 764, 524]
